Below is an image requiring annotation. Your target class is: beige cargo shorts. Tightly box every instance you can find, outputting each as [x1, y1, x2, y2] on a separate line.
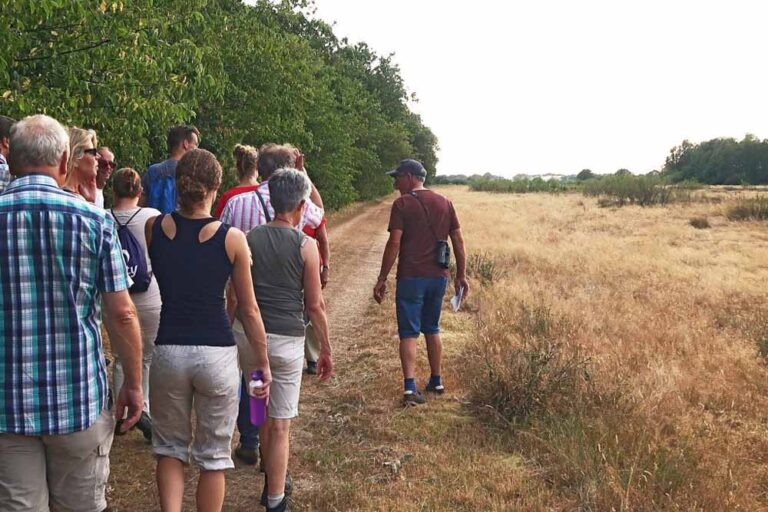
[0, 409, 115, 512]
[149, 344, 240, 470]
[232, 320, 305, 419]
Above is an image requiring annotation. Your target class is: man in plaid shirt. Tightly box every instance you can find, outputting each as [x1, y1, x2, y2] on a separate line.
[0, 115, 143, 512]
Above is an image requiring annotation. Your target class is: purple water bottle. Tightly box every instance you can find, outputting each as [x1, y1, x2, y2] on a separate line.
[249, 370, 267, 426]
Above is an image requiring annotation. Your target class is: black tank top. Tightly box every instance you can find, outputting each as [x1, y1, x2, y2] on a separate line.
[149, 212, 235, 347]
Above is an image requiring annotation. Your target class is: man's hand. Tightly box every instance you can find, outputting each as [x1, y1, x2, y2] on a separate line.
[115, 385, 143, 433]
[320, 267, 329, 288]
[316, 351, 334, 382]
[455, 276, 470, 298]
[373, 278, 387, 304]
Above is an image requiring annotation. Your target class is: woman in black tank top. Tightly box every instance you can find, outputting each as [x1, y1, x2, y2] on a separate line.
[145, 149, 271, 512]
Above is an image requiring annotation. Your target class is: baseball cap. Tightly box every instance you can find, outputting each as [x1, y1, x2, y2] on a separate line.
[386, 159, 427, 178]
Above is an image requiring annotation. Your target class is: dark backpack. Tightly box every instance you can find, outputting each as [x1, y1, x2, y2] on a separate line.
[111, 209, 152, 293]
[147, 174, 176, 214]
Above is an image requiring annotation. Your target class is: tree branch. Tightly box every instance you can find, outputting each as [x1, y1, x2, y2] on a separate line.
[15, 38, 111, 62]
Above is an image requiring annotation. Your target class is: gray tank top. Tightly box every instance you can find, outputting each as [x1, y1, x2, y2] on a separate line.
[247, 224, 307, 336]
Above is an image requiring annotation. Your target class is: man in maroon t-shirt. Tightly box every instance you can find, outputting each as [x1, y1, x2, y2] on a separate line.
[373, 159, 469, 405]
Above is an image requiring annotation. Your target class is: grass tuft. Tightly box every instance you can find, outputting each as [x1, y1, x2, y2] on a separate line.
[726, 196, 768, 221]
[689, 216, 711, 229]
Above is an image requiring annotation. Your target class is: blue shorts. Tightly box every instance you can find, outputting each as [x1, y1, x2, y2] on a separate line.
[395, 276, 449, 339]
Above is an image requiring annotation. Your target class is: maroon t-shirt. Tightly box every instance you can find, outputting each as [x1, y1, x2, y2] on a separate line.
[388, 189, 460, 279]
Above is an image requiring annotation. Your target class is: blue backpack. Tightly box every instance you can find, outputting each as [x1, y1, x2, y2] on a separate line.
[147, 174, 176, 214]
[111, 209, 152, 293]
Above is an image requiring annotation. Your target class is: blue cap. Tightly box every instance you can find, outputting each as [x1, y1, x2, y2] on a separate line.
[386, 159, 427, 178]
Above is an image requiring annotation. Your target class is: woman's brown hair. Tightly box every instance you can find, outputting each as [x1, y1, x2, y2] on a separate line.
[112, 168, 142, 199]
[233, 144, 258, 181]
[176, 148, 222, 210]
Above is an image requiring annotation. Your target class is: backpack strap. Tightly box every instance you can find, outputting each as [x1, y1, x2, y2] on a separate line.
[254, 188, 272, 223]
[111, 208, 142, 229]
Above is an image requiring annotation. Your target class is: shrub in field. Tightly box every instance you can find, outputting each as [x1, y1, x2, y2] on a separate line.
[468, 177, 569, 194]
[689, 217, 711, 229]
[468, 300, 588, 423]
[465, 252, 504, 283]
[726, 196, 768, 221]
[583, 174, 691, 207]
[465, 294, 701, 509]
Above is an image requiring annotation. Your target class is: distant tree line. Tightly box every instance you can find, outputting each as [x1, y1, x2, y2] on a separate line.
[662, 135, 768, 185]
[1, 0, 438, 209]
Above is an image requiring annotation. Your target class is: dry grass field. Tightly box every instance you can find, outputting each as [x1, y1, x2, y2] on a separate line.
[107, 186, 768, 511]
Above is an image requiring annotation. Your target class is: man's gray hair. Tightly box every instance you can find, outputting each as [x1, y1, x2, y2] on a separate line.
[9, 115, 69, 172]
[268, 168, 311, 214]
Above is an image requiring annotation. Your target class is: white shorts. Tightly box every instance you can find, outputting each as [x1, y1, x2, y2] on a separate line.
[233, 320, 305, 419]
[149, 344, 239, 470]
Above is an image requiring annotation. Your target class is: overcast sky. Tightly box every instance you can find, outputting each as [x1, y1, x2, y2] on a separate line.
[307, 0, 768, 176]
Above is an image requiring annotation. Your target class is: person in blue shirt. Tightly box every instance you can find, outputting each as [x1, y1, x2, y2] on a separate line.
[0, 115, 15, 192]
[140, 124, 200, 213]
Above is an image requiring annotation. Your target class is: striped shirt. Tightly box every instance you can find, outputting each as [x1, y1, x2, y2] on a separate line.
[219, 180, 324, 233]
[0, 174, 131, 435]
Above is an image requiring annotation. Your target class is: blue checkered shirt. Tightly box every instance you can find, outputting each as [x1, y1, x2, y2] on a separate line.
[0, 174, 130, 435]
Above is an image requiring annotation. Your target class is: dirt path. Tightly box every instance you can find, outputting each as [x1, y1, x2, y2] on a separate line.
[108, 197, 394, 511]
[222, 197, 394, 509]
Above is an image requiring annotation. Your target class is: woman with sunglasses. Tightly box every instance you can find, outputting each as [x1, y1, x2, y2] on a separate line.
[65, 127, 100, 203]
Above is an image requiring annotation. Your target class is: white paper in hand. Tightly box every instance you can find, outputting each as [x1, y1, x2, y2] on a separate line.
[450, 286, 465, 312]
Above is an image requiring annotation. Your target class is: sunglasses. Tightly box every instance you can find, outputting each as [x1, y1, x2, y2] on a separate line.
[99, 160, 117, 170]
[83, 148, 99, 156]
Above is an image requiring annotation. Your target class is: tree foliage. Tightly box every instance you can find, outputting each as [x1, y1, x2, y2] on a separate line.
[0, 0, 438, 209]
[662, 135, 768, 185]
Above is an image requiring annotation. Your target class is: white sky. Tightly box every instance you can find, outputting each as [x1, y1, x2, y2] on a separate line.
[308, 0, 768, 176]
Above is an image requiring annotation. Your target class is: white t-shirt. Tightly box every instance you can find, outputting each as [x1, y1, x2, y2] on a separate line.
[94, 188, 105, 208]
[110, 206, 162, 309]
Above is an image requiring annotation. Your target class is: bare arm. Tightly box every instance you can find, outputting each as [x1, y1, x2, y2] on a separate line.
[225, 281, 238, 324]
[449, 228, 470, 298]
[308, 180, 324, 210]
[316, 223, 330, 288]
[102, 290, 143, 432]
[295, 152, 324, 209]
[226, 229, 271, 397]
[302, 239, 333, 381]
[373, 229, 402, 303]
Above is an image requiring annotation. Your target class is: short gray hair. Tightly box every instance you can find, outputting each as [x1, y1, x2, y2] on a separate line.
[9, 115, 69, 172]
[268, 168, 311, 214]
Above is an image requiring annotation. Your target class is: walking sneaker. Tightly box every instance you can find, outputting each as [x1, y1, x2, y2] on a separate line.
[265, 495, 289, 512]
[235, 444, 259, 466]
[403, 389, 426, 406]
[425, 381, 445, 395]
[305, 360, 318, 375]
[135, 411, 153, 441]
[261, 473, 294, 506]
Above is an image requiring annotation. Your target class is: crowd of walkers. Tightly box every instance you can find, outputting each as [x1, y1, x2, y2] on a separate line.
[0, 114, 332, 512]
[0, 113, 468, 512]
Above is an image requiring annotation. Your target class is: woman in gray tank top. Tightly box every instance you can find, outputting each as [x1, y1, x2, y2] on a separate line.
[238, 168, 333, 512]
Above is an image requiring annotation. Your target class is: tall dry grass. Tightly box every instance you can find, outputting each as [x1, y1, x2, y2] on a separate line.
[443, 186, 768, 510]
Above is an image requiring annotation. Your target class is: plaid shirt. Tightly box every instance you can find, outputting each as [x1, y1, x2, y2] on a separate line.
[0, 153, 10, 193]
[219, 180, 324, 233]
[0, 174, 130, 435]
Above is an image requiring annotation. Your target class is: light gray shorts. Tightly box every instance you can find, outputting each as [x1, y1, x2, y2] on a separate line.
[233, 321, 305, 419]
[149, 344, 239, 470]
[0, 409, 115, 512]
